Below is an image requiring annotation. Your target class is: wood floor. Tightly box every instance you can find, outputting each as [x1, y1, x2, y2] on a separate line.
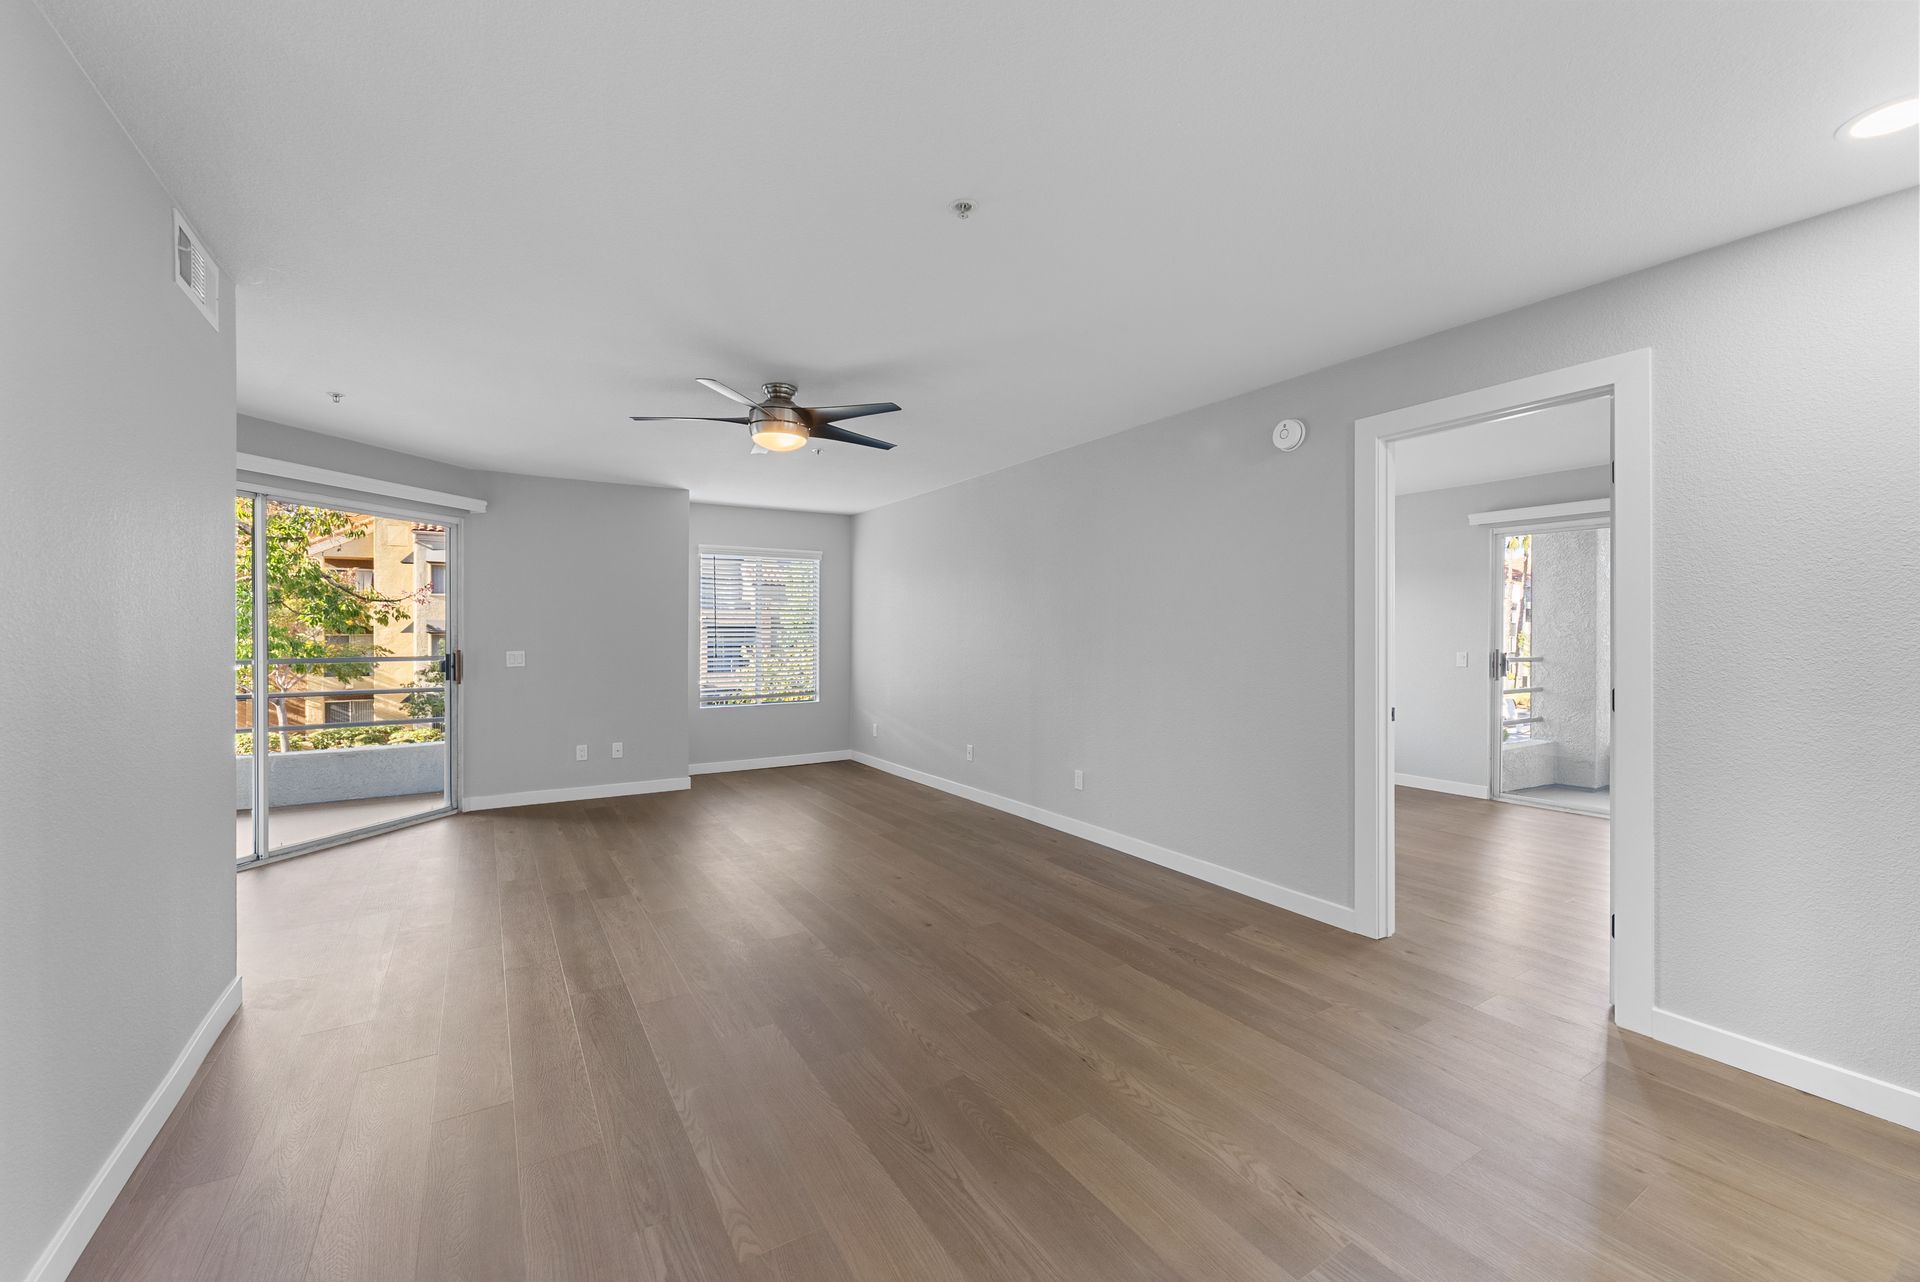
[74, 765, 1920, 1281]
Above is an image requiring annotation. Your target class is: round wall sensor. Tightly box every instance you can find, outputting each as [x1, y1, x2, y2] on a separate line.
[1272, 418, 1306, 451]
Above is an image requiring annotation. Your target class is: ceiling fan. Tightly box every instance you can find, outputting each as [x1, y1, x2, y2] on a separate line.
[631, 379, 900, 454]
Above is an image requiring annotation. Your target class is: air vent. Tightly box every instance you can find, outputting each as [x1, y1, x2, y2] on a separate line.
[172, 209, 220, 330]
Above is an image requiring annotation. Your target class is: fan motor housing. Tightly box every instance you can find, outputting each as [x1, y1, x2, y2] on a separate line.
[750, 404, 806, 429]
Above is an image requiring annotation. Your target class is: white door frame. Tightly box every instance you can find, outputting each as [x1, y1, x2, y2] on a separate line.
[1352, 349, 1652, 1035]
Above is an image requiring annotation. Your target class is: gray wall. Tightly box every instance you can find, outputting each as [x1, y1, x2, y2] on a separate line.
[853, 190, 1919, 1093]
[689, 504, 853, 767]
[1393, 466, 1610, 789]
[236, 418, 693, 801]
[1, 2, 238, 1275]
[463, 474, 689, 798]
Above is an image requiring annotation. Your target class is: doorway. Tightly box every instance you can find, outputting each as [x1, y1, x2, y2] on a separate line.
[235, 490, 460, 866]
[1491, 522, 1612, 815]
[1352, 349, 1652, 1033]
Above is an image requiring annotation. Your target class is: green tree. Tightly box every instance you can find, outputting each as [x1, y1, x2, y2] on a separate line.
[235, 500, 412, 751]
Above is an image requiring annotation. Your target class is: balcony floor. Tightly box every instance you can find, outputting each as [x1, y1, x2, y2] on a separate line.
[237, 792, 446, 859]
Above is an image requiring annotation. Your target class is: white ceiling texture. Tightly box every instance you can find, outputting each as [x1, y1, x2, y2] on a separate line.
[38, 0, 1918, 512]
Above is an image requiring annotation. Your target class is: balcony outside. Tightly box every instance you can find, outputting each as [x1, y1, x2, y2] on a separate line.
[236, 497, 451, 859]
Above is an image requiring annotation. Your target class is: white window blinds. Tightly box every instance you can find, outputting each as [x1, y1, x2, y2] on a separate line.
[698, 547, 821, 707]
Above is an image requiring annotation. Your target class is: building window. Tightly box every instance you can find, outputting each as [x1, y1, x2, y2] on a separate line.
[324, 698, 375, 724]
[429, 562, 447, 595]
[698, 548, 820, 707]
[352, 567, 376, 592]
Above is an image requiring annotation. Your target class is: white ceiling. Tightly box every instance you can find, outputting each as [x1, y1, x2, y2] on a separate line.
[38, 0, 1917, 513]
[1393, 397, 1612, 495]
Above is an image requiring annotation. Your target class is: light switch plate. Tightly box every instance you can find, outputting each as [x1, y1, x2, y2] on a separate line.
[1456, 651, 1470, 667]
[506, 650, 526, 668]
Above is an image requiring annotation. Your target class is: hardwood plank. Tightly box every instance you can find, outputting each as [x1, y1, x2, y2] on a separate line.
[446, 835, 504, 954]
[417, 1102, 525, 1282]
[67, 1176, 236, 1282]
[592, 892, 688, 1003]
[360, 921, 450, 1069]
[198, 1023, 370, 1282]
[304, 1055, 439, 1281]
[738, 1231, 856, 1282]
[547, 889, 625, 994]
[811, 1050, 1069, 1282]
[636, 992, 820, 1261]
[519, 1144, 654, 1282]
[500, 876, 560, 972]
[504, 960, 601, 1166]
[741, 1023, 968, 1282]
[301, 910, 400, 1034]
[432, 943, 513, 1121]
[570, 985, 744, 1276]
[1039, 1112, 1293, 1280]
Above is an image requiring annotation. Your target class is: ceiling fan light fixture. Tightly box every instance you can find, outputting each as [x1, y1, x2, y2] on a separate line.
[751, 424, 809, 452]
[749, 402, 810, 452]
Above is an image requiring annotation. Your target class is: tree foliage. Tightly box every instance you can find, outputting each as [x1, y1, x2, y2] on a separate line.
[235, 499, 419, 750]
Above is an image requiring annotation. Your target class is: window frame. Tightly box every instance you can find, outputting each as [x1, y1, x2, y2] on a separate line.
[323, 696, 376, 724]
[697, 545, 822, 710]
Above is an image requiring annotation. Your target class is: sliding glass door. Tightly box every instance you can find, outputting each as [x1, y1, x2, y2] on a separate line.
[1491, 523, 1611, 816]
[236, 491, 459, 866]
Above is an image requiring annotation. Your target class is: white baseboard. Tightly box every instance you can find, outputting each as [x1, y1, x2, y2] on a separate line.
[1649, 1007, 1920, 1133]
[1394, 772, 1491, 800]
[850, 753, 1356, 932]
[690, 749, 852, 775]
[28, 975, 244, 1282]
[463, 776, 691, 812]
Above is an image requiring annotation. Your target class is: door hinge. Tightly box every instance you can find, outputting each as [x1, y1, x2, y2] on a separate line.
[1610, 687, 1615, 712]
[1610, 913, 1616, 939]
[1390, 706, 1396, 722]
[441, 649, 463, 685]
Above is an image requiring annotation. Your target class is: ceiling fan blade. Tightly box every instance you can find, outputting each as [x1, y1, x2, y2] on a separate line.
[810, 422, 896, 450]
[628, 414, 752, 424]
[809, 401, 901, 423]
[696, 378, 763, 407]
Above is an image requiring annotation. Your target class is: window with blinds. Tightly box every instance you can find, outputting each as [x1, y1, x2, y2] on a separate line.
[698, 547, 821, 707]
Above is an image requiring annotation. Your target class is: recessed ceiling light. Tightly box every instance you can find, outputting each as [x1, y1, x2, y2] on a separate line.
[1838, 95, 1919, 140]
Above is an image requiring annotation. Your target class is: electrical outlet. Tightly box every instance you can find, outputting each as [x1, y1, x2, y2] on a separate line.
[505, 650, 526, 668]
[871, 722, 878, 738]
[611, 742, 623, 759]
[965, 743, 974, 761]
[1073, 769, 1084, 791]
[575, 744, 588, 761]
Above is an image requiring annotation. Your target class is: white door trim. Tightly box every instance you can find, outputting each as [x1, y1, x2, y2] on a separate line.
[1352, 349, 1653, 1035]
[1467, 497, 1611, 526]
